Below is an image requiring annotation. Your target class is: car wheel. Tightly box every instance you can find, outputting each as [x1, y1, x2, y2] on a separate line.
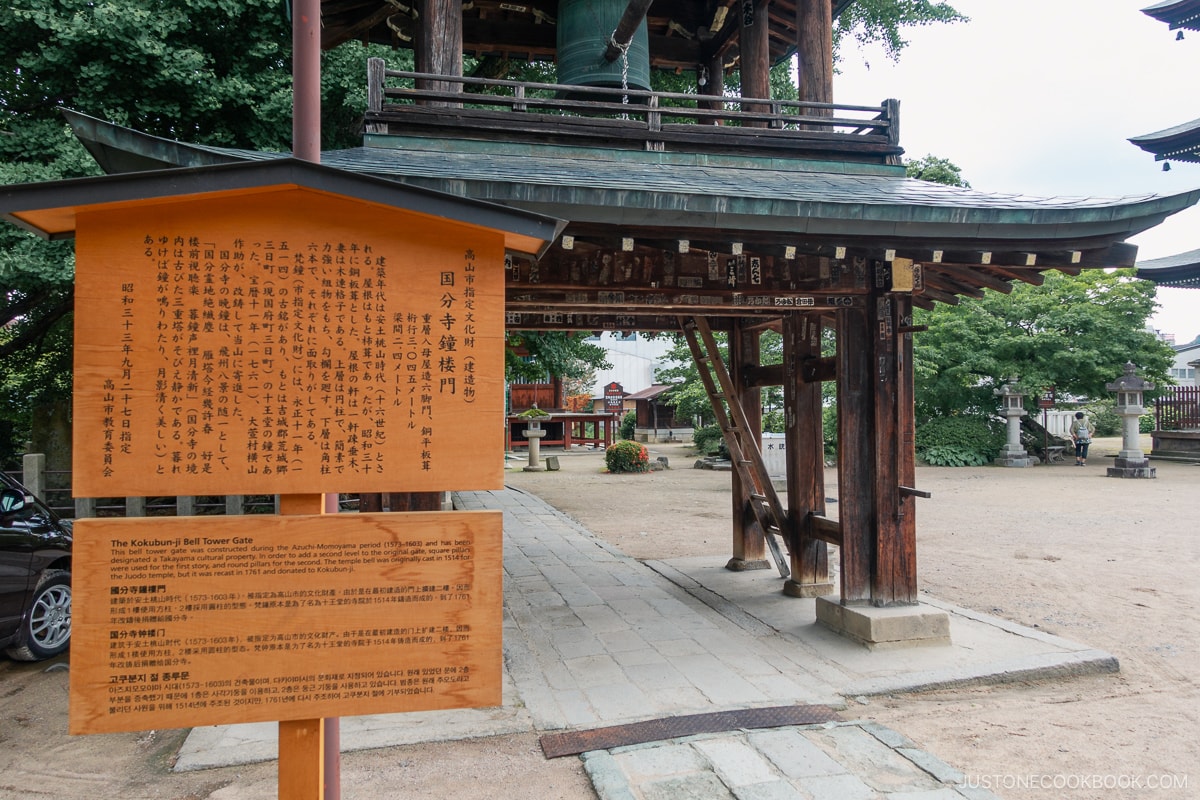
[6, 569, 72, 662]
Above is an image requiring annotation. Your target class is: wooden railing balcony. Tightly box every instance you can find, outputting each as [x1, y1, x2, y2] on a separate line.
[365, 58, 901, 162]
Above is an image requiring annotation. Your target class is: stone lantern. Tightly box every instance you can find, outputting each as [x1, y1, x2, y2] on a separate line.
[994, 377, 1033, 467]
[520, 405, 550, 472]
[1106, 362, 1156, 479]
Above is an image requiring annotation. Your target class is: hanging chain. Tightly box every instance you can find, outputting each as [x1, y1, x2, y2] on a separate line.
[609, 33, 631, 116]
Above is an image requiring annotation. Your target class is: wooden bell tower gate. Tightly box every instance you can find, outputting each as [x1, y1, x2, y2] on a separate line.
[61, 1, 1200, 616]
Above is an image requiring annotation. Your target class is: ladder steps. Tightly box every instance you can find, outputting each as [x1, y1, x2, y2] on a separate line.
[679, 315, 791, 579]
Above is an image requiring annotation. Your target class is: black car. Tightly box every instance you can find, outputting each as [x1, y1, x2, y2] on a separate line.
[0, 472, 72, 661]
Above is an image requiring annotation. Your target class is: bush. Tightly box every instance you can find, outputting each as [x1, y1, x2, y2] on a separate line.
[692, 424, 725, 456]
[915, 415, 1005, 467]
[1140, 414, 1155, 433]
[605, 439, 650, 473]
[1081, 401, 1121, 437]
[619, 410, 637, 440]
[822, 405, 838, 459]
[762, 409, 784, 433]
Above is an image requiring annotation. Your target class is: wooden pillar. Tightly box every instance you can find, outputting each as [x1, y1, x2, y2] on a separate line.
[795, 0, 834, 103]
[728, 319, 768, 570]
[782, 313, 833, 597]
[739, 0, 772, 123]
[835, 290, 919, 607]
[700, 51, 725, 123]
[835, 304, 874, 605]
[874, 294, 918, 604]
[415, 0, 463, 102]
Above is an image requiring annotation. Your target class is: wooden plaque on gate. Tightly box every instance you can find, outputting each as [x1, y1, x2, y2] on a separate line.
[71, 188, 505, 497]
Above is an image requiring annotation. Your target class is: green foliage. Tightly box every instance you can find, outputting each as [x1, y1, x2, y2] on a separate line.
[605, 439, 650, 474]
[692, 425, 726, 457]
[0, 1, 414, 460]
[905, 154, 970, 187]
[1140, 414, 1155, 434]
[915, 415, 1005, 466]
[1080, 401, 1121, 438]
[823, 405, 839, 458]
[619, 410, 637, 441]
[505, 331, 610, 384]
[835, 1, 968, 64]
[920, 445, 991, 467]
[914, 270, 1175, 419]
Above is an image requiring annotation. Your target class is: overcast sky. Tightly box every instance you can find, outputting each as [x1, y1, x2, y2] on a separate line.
[833, 0, 1200, 344]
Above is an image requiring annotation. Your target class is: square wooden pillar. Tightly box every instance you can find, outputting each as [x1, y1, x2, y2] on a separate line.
[835, 292, 918, 606]
[782, 313, 833, 597]
[727, 319, 769, 571]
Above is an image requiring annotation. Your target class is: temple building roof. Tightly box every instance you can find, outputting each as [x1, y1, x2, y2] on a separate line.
[1142, 0, 1200, 31]
[63, 109, 1199, 261]
[1136, 248, 1200, 288]
[55, 108, 1200, 325]
[1129, 117, 1200, 163]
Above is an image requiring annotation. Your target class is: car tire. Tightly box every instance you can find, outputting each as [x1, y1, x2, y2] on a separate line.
[6, 569, 72, 662]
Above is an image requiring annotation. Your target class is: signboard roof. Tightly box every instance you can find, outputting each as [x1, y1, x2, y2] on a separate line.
[0, 157, 565, 258]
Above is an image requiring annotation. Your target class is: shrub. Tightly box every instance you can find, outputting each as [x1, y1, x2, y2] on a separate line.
[762, 409, 784, 433]
[1139, 414, 1155, 434]
[915, 415, 1005, 467]
[692, 424, 725, 456]
[1081, 400, 1121, 437]
[822, 405, 838, 459]
[619, 410, 637, 440]
[605, 439, 650, 473]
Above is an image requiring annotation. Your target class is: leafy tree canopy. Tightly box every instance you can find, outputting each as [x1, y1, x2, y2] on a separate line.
[913, 269, 1175, 419]
[835, 1, 968, 64]
[505, 332, 610, 386]
[0, 0, 414, 459]
[905, 154, 970, 187]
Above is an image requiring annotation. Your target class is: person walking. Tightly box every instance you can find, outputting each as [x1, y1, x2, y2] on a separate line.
[1069, 411, 1095, 466]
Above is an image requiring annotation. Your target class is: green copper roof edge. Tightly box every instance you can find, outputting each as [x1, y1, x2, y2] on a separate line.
[360, 133, 905, 177]
[390, 176, 1200, 235]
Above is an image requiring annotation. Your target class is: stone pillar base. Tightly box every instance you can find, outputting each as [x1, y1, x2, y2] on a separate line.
[994, 454, 1033, 467]
[815, 596, 951, 650]
[1108, 458, 1156, 479]
[783, 579, 835, 598]
[725, 557, 770, 572]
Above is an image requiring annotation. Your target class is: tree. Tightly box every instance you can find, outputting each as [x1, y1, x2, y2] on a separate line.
[913, 270, 1175, 419]
[835, 1, 968, 64]
[504, 332, 610, 386]
[905, 154, 970, 187]
[0, 1, 411, 463]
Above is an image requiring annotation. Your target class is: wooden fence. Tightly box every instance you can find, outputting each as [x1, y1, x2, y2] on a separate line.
[1156, 386, 1200, 430]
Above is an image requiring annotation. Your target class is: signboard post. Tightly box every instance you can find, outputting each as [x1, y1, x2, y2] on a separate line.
[0, 160, 564, 800]
[1039, 387, 1056, 458]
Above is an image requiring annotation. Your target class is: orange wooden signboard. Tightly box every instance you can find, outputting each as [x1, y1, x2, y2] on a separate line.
[72, 188, 505, 497]
[69, 511, 502, 734]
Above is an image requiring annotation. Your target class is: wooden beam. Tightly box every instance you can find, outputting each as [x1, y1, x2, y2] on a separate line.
[604, 0, 655, 61]
[809, 514, 842, 546]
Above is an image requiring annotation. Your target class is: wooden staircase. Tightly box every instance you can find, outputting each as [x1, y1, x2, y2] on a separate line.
[679, 317, 791, 577]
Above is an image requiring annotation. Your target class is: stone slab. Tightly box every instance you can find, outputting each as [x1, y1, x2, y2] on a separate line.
[815, 597, 951, 650]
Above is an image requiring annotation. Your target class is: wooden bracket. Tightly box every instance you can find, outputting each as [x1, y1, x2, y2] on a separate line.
[898, 485, 931, 499]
